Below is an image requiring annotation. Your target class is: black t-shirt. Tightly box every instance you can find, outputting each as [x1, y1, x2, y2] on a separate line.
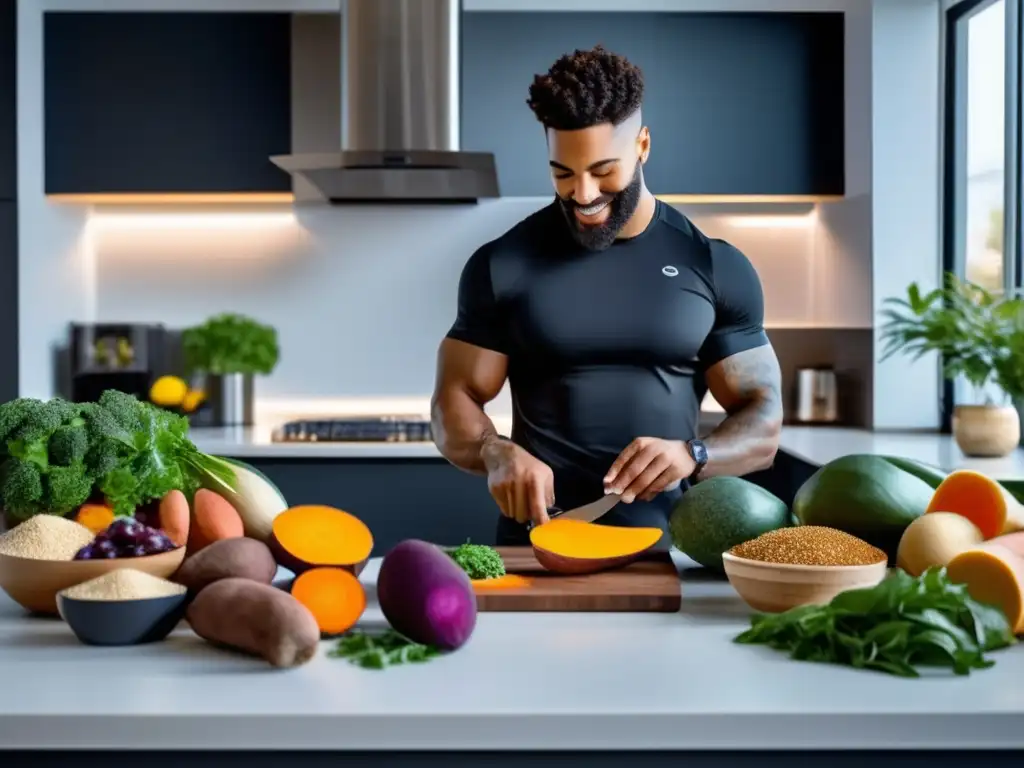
[446, 200, 769, 543]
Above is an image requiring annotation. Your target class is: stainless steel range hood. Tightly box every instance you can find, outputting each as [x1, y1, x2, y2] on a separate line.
[271, 0, 500, 203]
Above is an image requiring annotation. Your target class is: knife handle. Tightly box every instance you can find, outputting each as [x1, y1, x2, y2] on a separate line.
[525, 507, 562, 530]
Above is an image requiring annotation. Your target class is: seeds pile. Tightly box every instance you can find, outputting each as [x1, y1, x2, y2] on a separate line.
[729, 525, 886, 566]
[0, 516, 95, 561]
[61, 569, 187, 601]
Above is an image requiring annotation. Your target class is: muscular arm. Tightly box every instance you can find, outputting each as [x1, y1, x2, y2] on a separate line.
[430, 338, 509, 475]
[697, 344, 783, 480]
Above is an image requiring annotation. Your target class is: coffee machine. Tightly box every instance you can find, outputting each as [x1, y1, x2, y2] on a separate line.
[68, 323, 168, 403]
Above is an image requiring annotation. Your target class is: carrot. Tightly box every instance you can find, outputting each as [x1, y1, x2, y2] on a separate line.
[74, 503, 114, 534]
[269, 505, 374, 576]
[289, 567, 367, 637]
[158, 489, 191, 548]
[471, 574, 532, 590]
[187, 489, 244, 555]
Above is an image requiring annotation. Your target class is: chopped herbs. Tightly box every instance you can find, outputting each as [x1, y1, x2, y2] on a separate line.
[447, 540, 506, 580]
[328, 629, 442, 669]
[734, 566, 1017, 677]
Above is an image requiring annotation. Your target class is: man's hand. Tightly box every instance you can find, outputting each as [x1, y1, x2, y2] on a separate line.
[604, 437, 696, 503]
[481, 438, 555, 526]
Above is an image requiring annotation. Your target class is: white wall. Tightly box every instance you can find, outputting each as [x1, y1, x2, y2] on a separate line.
[870, 0, 943, 429]
[16, 0, 943, 430]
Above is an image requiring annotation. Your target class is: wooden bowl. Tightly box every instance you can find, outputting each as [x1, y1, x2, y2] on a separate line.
[0, 547, 186, 615]
[721, 552, 888, 613]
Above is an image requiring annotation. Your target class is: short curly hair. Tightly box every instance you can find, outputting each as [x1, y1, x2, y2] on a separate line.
[526, 45, 644, 131]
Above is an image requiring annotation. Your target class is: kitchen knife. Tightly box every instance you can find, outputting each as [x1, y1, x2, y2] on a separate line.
[528, 492, 622, 529]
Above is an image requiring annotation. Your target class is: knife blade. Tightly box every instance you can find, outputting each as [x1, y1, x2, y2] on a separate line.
[530, 492, 622, 528]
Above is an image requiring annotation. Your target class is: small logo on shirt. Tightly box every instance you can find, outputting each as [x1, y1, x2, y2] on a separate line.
[661, 265, 679, 277]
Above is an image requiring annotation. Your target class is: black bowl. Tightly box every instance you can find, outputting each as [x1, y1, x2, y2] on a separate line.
[56, 591, 189, 646]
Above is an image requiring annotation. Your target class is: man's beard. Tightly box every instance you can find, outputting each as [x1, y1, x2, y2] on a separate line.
[556, 163, 643, 252]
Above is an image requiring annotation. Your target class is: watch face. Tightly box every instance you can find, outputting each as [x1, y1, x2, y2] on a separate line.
[691, 440, 708, 464]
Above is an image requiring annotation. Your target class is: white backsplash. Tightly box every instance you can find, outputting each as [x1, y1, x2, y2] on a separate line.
[90, 198, 870, 401]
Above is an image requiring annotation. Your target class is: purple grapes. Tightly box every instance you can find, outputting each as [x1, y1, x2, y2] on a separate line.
[73, 519, 179, 560]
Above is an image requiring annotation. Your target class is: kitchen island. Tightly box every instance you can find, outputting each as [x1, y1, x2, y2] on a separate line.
[0, 553, 1021, 757]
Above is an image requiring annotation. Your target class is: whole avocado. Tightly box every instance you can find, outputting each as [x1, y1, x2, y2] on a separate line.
[792, 454, 933, 563]
[669, 476, 790, 572]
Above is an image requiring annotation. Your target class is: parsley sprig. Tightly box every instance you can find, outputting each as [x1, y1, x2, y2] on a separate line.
[328, 630, 442, 669]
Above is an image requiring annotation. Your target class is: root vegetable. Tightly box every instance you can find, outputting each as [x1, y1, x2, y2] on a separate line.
[377, 539, 477, 651]
[158, 490, 191, 548]
[187, 489, 244, 555]
[186, 578, 320, 668]
[529, 518, 662, 574]
[471, 574, 532, 590]
[947, 543, 1024, 635]
[174, 537, 278, 593]
[269, 505, 373, 576]
[290, 567, 367, 637]
[209, 457, 289, 543]
[925, 470, 1024, 539]
[896, 512, 984, 577]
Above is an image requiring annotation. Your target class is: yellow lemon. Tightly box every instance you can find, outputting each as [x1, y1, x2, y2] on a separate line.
[149, 375, 189, 407]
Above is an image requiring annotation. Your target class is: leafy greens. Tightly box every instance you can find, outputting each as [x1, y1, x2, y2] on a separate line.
[733, 566, 1016, 677]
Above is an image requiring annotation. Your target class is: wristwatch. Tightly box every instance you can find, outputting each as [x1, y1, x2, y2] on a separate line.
[686, 439, 708, 482]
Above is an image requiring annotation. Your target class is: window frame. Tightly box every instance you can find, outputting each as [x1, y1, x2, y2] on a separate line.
[940, 0, 1023, 432]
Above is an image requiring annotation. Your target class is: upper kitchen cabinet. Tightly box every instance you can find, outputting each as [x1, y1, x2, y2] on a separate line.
[461, 12, 845, 200]
[0, 0, 15, 201]
[43, 12, 293, 201]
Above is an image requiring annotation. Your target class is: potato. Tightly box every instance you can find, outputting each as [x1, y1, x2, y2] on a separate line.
[174, 537, 278, 593]
[186, 578, 320, 668]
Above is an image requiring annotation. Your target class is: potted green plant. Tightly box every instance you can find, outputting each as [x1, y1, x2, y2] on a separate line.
[181, 313, 280, 427]
[879, 273, 1024, 457]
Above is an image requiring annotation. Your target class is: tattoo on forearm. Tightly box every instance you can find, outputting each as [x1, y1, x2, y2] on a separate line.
[698, 346, 783, 480]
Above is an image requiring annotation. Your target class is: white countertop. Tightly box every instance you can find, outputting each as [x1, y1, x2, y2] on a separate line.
[188, 423, 1024, 479]
[0, 553, 1021, 750]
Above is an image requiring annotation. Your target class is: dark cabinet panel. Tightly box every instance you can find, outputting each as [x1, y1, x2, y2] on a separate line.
[0, 202, 17, 402]
[44, 12, 293, 195]
[233, 451, 818, 557]
[0, 0, 14, 201]
[231, 458, 499, 555]
[461, 12, 845, 198]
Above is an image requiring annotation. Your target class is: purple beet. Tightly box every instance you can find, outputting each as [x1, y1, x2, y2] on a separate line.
[376, 539, 477, 651]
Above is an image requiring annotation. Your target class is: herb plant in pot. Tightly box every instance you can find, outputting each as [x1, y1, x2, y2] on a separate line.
[879, 274, 1024, 458]
[181, 313, 280, 427]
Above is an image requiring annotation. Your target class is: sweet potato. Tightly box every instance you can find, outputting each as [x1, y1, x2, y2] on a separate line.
[187, 489, 244, 555]
[186, 578, 320, 668]
[269, 504, 373, 576]
[174, 537, 278, 594]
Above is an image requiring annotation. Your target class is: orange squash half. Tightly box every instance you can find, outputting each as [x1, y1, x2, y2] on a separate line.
[529, 518, 662, 575]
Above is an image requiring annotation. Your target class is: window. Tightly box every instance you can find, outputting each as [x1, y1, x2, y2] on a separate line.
[941, 0, 1023, 422]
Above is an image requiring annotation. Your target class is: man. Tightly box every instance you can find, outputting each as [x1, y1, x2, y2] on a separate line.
[430, 46, 783, 546]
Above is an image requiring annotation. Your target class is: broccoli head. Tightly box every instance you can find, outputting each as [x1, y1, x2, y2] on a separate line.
[0, 459, 44, 519]
[48, 424, 89, 466]
[43, 464, 95, 516]
[96, 389, 146, 434]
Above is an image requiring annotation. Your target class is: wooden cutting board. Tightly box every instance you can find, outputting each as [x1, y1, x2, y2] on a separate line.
[472, 546, 681, 612]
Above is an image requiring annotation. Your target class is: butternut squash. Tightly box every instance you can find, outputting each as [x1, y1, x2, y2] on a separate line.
[947, 542, 1024, 635]
[529, 518, 662, 575]
[990, 531, 1024, 557]
[896, 512, 984, 577]
[925, 469, 1024, 539]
